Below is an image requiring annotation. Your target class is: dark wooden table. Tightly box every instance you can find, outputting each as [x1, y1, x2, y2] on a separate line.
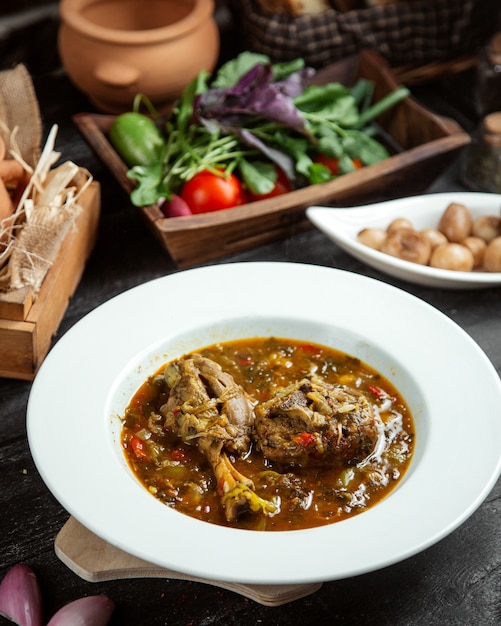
[1, 13, 501, 626]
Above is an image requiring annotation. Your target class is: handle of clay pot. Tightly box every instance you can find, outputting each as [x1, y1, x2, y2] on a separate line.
[94, 60, 140, 87]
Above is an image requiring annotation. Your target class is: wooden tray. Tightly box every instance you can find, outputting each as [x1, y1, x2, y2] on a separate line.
[55, 517, 322, 606]
[392, 54, 477, 86]
[74, 50, 470, 268]
[0, 181, 100, 380]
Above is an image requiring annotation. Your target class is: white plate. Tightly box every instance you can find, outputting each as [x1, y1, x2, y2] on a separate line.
[307, 192, 501, 288]
[27, 262, 501, 585]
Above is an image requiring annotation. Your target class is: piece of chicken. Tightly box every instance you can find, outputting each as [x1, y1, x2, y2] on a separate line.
[255, 376, 384, 468]
[160, 354, 278, 521]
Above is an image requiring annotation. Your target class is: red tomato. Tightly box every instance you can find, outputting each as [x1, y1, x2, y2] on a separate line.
[299, 343, 322, 355]
[293, 431, 316, 448]
[180, 170, 246, 214]
[130, 435, 147, 460]
[313, 154, 363, 175]
[171, 447, 190, 463]
[367, 385, 386, 399]
[246, 167, 292, 202]
[313, 153, 340, 175]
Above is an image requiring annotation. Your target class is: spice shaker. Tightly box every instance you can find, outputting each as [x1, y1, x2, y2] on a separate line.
[475, 31, 501, 117]
[462, 111, 501, 193]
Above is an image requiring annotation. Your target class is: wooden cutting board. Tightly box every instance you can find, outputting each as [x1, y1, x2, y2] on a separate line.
[55, 517, 322, 606]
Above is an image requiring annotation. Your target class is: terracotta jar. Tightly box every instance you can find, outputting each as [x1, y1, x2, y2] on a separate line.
[58, 0, 220, 113]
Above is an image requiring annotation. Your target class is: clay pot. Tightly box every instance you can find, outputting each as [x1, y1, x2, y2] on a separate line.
[58, 0, 220, 113]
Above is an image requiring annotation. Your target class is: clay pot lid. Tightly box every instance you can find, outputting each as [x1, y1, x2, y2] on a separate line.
[60, 0, 215, 45]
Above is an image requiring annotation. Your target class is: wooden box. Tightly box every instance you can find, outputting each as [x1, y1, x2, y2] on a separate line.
[0, 181, 100, 380]
[74, 50, 470, 268]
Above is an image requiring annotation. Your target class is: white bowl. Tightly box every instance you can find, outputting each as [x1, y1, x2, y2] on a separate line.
[307, 192, 501, 289]
[27, 262, 501, 584]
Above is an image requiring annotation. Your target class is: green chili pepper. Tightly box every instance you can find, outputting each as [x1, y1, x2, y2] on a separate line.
[109, 112, 165, 167]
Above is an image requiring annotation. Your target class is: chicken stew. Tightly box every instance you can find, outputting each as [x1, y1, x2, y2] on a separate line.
[121, 337, 414, 531]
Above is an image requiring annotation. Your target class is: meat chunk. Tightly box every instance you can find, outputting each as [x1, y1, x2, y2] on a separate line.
[163, 353, 253, 454]
[255, 376, 383, 468]
[161, 354, 278, 521]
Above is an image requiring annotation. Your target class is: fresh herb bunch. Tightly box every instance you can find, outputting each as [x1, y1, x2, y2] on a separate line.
[119, 52, 410, 207]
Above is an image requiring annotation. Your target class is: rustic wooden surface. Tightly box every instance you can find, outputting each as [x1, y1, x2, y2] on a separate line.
[1, 8, 501, 626]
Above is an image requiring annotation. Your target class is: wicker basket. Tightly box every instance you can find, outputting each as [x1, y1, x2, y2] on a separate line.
[231, 0, 499, 70]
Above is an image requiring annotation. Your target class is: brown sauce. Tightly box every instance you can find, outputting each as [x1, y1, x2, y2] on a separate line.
[121, 337, 414, 531]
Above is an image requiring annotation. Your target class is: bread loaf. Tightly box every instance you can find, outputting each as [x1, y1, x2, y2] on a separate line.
[364, 0, 402, 6]
[255, 0, 331, 15]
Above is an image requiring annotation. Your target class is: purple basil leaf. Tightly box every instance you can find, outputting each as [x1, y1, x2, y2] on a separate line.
[225, 63, 265, 97]
[236, 129, 296, 180]
[275, 67, 315, 98]
[194, 63, 311, 136]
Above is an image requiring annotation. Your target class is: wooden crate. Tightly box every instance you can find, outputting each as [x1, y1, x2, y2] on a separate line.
[75, 50, 470, 268]
[0, 181, 100, 380]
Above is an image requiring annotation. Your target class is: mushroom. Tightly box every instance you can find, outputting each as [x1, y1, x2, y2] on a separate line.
[420, 228, 448, 249]
[357, 227, 387, 250]
[472, 215, 501, 243]
[380, 228, 432, 265]
[429, 242, 474, 271]
[387, 217, 413, 233]
[461, 236, 487, 269]
[438, 203, 472, 243]
[483, 236, 501, 272]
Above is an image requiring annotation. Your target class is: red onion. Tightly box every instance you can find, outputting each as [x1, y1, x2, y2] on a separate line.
[159, 194, 192, 218]
[46, 595, 114, 626]
[0, 563, 43, 626]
